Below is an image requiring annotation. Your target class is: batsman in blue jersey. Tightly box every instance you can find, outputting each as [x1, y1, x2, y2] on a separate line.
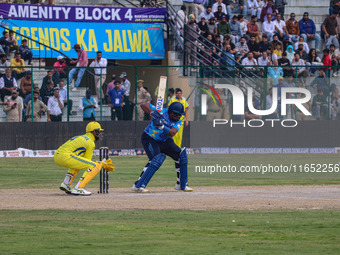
[132, 102, 193, 193]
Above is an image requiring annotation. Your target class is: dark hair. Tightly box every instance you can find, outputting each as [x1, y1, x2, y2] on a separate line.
[15, 52, 20, 56]
[207, 5, 212, 9]
[181, 5, 186, 11]
[330, 44, 336, 48]
[175, 88, 182, 93]
[2, 31, 8, 36]
[294, 52, 300, 56]
[22, 39, 27, 43]
[251, 15, 257, 20]
[114, 80, 120, 85]
[237, 14, 243, 20]
[169, 88, 174, 94]
[97, 51, 102, 54]
[323, 49, 330, 54]
[250, 34, 256, 38]
[282, 52, 287, 56]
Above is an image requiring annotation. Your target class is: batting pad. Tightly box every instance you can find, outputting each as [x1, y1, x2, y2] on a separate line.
[179, 148, 189, 190]
[78, 163, 103, 188]
[69, 169, 80, 185]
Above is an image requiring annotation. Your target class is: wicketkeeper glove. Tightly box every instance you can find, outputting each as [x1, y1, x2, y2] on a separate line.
[98, 158, 115, 172]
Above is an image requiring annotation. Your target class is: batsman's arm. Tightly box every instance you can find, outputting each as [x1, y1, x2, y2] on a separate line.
[140, 102, 152, 114]
[167, 127, 178, 137]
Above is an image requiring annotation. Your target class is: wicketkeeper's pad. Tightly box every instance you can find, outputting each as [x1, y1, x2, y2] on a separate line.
[78, 163, 103, 188]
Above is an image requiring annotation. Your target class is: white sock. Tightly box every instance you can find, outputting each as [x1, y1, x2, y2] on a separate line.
[75, 177, 84, 189]
[63, 173, 73, 185]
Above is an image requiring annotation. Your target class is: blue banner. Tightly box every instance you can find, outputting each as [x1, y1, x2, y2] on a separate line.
[4, 20, 165, 59]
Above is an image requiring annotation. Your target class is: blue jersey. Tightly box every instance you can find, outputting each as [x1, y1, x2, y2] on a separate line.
[144, 104, 182, 142]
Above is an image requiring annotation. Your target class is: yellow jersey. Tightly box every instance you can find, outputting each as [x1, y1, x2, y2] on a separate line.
[10, 58, 26, 74]
[56, 132, 96, 160]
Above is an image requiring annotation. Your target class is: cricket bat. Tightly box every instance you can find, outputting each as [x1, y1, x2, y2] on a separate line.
[155, 76, 167, 112]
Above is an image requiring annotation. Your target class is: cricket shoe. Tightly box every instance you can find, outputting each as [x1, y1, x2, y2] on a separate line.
[175, 184, 193, 192]
[71, 188, 91, 196]
[131, 184, 149, 193]
[59, 182, 72, 194]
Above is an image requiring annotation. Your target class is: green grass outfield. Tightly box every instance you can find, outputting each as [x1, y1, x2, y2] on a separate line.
[0, 154, 340, 189]
[1, 210, 340, 255]
[1, 154, 340, 254]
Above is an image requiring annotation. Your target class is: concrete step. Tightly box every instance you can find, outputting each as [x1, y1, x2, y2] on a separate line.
[288, 0, 328, 7]
[55, 0, 115, 6]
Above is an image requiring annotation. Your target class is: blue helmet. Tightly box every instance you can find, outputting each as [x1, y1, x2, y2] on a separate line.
[168, 102, 185, 116]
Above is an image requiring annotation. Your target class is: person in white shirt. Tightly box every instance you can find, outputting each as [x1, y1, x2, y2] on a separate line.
[120, 72, 131, 120]
[176, 5, 188, 30]
[47, 87, 64, 122]
[248, 0, 261, 19]
[262, 13, 275, 41]
[273, 13, 288, 40]
[212, 0, 227, 14]
[242, 52, 258, 70]
[89, 51, 107, 104]
[294, 36, 310, 54]
[258, 51, 272, 67]
[292, 53, 307, 80]
[58, 80, 73, 116]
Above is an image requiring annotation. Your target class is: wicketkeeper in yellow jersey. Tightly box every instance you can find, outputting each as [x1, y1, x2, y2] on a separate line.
[55, 122, 114, 196]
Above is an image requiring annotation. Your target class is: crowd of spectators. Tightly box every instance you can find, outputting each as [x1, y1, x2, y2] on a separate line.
[177, 0, 340, 119]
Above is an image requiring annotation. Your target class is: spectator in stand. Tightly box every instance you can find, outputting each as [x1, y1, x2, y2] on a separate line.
[214, 5, 228, 23]
[258, 34, 271, 53]
[238, 15, 249, 41]
[69, 44, 88, 92]
[108, 80, 124, 121]
[3, 88, 22, 122]
[226, 0, 247, 17]
[295, 92, 311, 120]
[23, 87, 41, 117]
[79, 89, 98, 121]
[52, 56, 67, 86]
[47, 87, 63, 122]
[203, 34, 214, 47]
[199, 6, 215, 21]
[322, 48, 332, 78]
[247, 34, 260, 58]
[331, 44, 340, 76]
[120, 72, 131, 120]
[283, 34, 293, 52]
[286, 44, 295, 63]
[262, 13, 275, 41]
[299, 12, 321, 51]
[10, 53, 27, 80]
[194, 0, 206, 22]
[26, 91, 47, 122]
[242, 52, 258, 71]
[0, 68, 17, 102]
[236, 36, 249, 57]
[214, 35, 223, 49]
[19, 39, 33, 65]
[0, 31, 15, 56]
[235, 52, 242, 63]
[330, 0, 340, 16]
[217, 15, 231, 40]
[274, 0, 287, 18]
[212, 0, 227, 14]
[296, 42, 308, 63]
[58, 80, 73, 116]
[273, 13, 288, 41]
[105, 74, 116, 104]
[308, 48, 321, 76]
[292, 53, 308, 81]
[260, 0, 276, 22]
[40, 80, 55, 105]
[185, 14, 200, 70]
[41, 71, 54, 92]
[247, 15, 262, 43]
[198, 17, 209, 38]
[312, 89, 328, 120]
[294, 36, 309, 54]
[279, 52, 293, 77]
[286, 13, 300, 43]
[284, 75, 296, 87]
[311, 69, 330, 96]
[176, 5, 188, 33]
[258, 50, 271, 67]
[330, 88, 340, 119]
[183, 0, 195, 19]
[323, 11, 339, 49]
[20, 71, 36, 99]
[222, 44, 236, 70]
[0, 54, 9, 77]
[223, 35, 237, 53]
[207, 17, 218, 37]
[229, 15, 243, 44]
[272, 43, 283, 60]
[270, 34, 283, 51]
[248, 0, 261, 19]
[89, 51, 107, 104]
[268, 59, 283, 85]
[7, 31, 19, 55]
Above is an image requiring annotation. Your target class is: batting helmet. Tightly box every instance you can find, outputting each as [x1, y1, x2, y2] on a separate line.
[168, 102, 185, 115]
[86, 122, 104, 133]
